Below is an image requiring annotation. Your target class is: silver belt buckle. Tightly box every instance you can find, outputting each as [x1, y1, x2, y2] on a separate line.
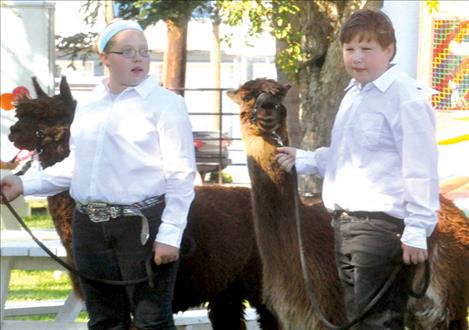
[109, 206, 119, 219]
[87, 202, 111, 223]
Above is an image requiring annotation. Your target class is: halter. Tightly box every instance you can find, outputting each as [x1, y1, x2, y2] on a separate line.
[247, 91, 284, 146]
[34, 126, 68, 156]
[246, 92, 281, 123]
[35, 128, 45, 154]
[13, 129, 48, 176]
[10, 130, 45, 176]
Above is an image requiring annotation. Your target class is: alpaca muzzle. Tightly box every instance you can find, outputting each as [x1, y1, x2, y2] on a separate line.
[248, 92, 286, 146]
[249, 92, 283, 130]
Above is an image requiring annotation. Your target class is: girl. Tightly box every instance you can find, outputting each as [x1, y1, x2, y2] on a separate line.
[1, 20, 196, 330]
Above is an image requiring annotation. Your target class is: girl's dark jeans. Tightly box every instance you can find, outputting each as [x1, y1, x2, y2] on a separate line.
[72, 201, 178, 330]
[333, 214, 416, 330]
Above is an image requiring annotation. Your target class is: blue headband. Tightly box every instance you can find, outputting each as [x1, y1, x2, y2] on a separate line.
[98, 20, 143, 53]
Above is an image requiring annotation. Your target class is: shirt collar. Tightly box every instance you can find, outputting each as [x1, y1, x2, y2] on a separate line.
[372, 64, 399, 92]
[133, 75, 157, 98]
[98, 75, 156, 99]
[344, 63, 400, 93]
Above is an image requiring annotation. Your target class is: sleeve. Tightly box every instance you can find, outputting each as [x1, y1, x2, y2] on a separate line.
[156, 96, 196, 248]
[21, 138, 75, 197]
[398, 98, 440, 250]
[295, 147, 330, 178]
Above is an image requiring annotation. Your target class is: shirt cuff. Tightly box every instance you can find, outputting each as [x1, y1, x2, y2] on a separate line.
[295, 149, 315, 174]
[155, 221, 184, 248]
[21, 174, 43, 195]
[401, 225, 428, 250]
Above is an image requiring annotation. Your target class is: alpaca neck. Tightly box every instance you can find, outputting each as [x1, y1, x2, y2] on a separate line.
[39, 143, 70, 169]
[244, 133, 298, 239]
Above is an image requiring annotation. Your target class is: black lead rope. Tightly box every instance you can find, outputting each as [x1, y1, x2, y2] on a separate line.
[13, 158, 34, 176]
[290, 166, 430, 330]
[1, 192, 158, 287]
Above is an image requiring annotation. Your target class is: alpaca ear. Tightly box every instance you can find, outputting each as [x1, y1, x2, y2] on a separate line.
[59, 76, 74, 104]
[59, 76, 76, 121]
[282, 84, 292, 95]
[226, 89, 241, 104]
[32, 77, 49, 99]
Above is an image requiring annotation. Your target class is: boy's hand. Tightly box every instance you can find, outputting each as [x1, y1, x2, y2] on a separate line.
[402, 244, 428, 265]
[153, 242, 180, 265]
[0, 175, 23, 204]
[276, 147, 297, 173]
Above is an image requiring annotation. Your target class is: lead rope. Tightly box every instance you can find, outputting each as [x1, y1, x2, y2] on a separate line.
[1, 191, 159, 287]
[291, 168, 403, 330]
[273, 132, 429, 330]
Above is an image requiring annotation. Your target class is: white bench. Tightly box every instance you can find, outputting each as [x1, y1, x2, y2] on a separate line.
[1, 308, 261, 330]
[0, 230, 84, 323]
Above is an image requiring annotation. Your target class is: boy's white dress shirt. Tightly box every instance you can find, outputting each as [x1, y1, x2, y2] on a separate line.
[296, 65, 439, 249]
[22, 75, 197, 248]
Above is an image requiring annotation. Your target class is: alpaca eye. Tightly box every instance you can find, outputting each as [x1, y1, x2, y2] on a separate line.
[242, 95, 252, 102]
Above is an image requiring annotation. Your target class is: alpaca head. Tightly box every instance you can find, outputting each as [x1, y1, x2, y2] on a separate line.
[9, 76, 76, 165]
[227, 78, 291, 142]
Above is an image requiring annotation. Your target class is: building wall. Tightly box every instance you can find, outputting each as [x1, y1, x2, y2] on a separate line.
[382, 1, 420, 78]
[1, 1, 55, 160]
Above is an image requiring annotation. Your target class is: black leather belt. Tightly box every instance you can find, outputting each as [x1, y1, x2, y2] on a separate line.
[331, 210, 401, 222]
[76, 195, 164, 245]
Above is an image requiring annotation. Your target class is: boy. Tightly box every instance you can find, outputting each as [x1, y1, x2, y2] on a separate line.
[276, 9, 439, 329]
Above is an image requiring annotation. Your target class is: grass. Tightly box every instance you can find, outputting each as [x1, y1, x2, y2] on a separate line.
[8, 270, 71, 301]
[0, 207, 51, 231]
[4, 208, 89, 322]
[24, 209, 54, 228]
[6, 270, 89, 322]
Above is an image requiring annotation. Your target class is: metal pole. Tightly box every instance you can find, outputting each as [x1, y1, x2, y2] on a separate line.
[218, 88, 223, 184]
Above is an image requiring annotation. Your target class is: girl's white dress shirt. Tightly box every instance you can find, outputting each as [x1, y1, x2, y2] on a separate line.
[22, 75, 197, 248]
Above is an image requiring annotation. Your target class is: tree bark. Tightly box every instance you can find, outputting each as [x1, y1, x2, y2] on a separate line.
[276, 39, 301, 148]
[163, 18, 189, 96]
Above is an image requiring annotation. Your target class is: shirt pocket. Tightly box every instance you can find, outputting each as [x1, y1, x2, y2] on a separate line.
[352, 112, 384, 150]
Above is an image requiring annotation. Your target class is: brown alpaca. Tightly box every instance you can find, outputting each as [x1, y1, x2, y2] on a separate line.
[8, 77, 279, 330]
[406, 195, 469, 330]
[227, 78, 469, 330]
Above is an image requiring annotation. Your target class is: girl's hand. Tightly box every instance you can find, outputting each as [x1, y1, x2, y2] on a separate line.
[0, 175, 23, 204]
[153, 242, 180, 265]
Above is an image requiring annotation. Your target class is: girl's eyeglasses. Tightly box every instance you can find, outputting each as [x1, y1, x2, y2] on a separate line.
[108, 48, 150, 58]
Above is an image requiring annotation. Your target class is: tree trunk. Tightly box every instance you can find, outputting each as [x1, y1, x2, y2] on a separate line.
[211, 18, 221, 130]
[293, 0, 383, 195]
[276, 39, 301, 148]
[163, 18, 188, 96]
[104, 0, 114, 24]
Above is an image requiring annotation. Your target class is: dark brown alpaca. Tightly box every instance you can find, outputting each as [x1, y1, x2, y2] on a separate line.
[9, 77, 279, 330]
[227, 78, 469, 330]
[406, 196, 469, 330]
